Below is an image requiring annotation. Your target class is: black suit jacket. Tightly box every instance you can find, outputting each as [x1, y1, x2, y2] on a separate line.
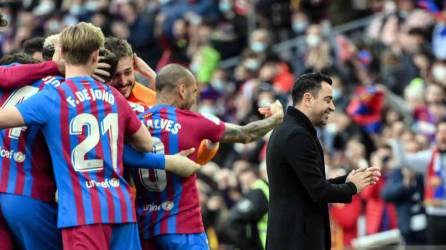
[266, 107, 357, 250]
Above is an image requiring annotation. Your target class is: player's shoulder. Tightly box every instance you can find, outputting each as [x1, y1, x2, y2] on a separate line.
[134, 82, 156, 95]
[131, 82, 156, 105]
[40, 75, 64, 88]
[182, 109, 223, 126]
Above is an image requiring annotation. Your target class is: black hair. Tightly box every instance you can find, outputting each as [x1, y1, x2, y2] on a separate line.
[291, 72, 332, 105]
[98, 48, 118, 83]
[22, 37, 44, 57]
[0, 52, 40, 65]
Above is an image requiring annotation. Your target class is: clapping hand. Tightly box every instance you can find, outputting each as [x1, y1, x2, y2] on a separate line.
[346, 167, 381, 193]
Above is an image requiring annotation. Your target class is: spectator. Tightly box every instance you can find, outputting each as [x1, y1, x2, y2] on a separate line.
[382, 139, 427, 245]
[227, 167, 269, 250]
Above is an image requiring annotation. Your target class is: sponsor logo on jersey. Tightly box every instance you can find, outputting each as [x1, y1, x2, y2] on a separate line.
[143, 201, 175, 211]
[0, 146, 26, 163]
[85, 178, 120, 189]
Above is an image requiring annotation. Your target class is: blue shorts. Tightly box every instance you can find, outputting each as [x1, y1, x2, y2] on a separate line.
[143, 233, 209, 250]
[0, 193, 62, 250]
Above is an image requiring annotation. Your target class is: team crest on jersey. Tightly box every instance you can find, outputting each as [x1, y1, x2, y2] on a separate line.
[162, 201, 174, 211]
[13, 152, 26, 163]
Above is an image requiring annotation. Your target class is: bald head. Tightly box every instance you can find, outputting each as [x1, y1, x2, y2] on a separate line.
[156, 64, 198, 109]
[156, 64, 195, 92]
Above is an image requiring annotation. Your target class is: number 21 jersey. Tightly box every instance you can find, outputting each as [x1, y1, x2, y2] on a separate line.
[16, 76, 142, 228]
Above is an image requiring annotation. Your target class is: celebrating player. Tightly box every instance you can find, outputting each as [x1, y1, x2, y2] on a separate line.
[134, 64, 283, 250]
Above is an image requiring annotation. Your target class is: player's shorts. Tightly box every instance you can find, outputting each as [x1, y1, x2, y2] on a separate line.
[0, 193, 61, 250]
[0, 206, 14, 250]
[62, 222, 141, 250]
[141, 232, 209, 250]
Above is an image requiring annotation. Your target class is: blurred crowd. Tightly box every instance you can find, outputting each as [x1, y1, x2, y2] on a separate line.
[2, 0, 446, 249]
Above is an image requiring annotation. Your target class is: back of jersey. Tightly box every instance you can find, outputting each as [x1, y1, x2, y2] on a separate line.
[134, 104, 225, 238]
[17, 76, 142, 228]
[0, 75, 62, 202]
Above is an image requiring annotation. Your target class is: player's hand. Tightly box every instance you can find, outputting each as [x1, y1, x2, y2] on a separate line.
[52, 42, 65, 74]
[92, 59, 111, 83]
[165, 148, 201, 177]
[258, 100, 284, 123]
[179, 147, 195, 157]
[133, 53, 156, 89]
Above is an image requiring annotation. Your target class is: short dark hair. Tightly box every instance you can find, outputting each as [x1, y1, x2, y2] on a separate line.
[98, 48, 118, 83]
[291, 72, 332, 105]
[22, 37, 44, 56]
[104, 36, 133, 60]
[0, 52, 40, 65]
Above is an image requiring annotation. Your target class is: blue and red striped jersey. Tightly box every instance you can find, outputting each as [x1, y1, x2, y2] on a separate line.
[134, 104, 225, 239]
[16, 76, 142, 228]
[0, 75, 62, 202]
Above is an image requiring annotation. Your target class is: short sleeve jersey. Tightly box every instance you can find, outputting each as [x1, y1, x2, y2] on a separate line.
[16, 76, 142, 228]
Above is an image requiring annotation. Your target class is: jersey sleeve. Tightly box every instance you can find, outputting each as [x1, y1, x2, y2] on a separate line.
[196, 140, 219, 165]
[114, 88, 143, 136]
[123, 144, 165, 169]
[0, 61, 60, 89]
[15, 87, 55, 126]
[195, 113, 226, 142]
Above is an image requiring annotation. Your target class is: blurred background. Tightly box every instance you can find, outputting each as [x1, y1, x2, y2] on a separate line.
[1, 0, 446, 249]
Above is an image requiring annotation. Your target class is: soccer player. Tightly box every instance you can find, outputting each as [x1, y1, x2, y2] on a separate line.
[0, 58, 63, 88]
[104, 37, 157, 113]
[0, 22, 153, 249]
[105, 37, 219, 164]
[135, 64, 284, 250]
[0, 53, 63, 250]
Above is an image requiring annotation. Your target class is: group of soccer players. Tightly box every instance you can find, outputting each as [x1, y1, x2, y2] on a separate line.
[0, 22, 284, 250]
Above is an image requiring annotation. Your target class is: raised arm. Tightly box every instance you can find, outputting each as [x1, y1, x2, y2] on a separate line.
[220, 100, 284, 143]
[133, 54, 156, 89]
[388, 139, 431, 175]
[0, 61, 61, 88]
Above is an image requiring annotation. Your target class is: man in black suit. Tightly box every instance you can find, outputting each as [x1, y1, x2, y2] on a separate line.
[266, 73, 381, 250]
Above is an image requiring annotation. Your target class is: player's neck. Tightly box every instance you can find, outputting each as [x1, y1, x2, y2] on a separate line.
[156, 94, 176, 107]
[65, 65, 94, 79]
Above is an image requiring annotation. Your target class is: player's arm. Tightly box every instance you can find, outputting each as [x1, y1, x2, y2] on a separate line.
[0, 107, 26, 128]
[133, 54, 156, 89]
[126, 122, 153, 152]
[220, 100, 284, 143]
[124, 144, 200, 177]
[0, 61, 61, 88]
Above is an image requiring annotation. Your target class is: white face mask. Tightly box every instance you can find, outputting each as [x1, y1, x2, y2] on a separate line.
[199, 105, 217, 116]
[250, 42, 267, 53]
[292, 20, 308, 33]
[306, 34, 321, 47]
[211, 79, 225, 92]
[332, 88, 342, 100]
[433, 66, 446, 83]
[257, 98, 273, 108]
[159, 0, 171, 6]
[190, 62, 200, 73]
[244, 59, 260, 71]
[219, 1, 232, 12]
